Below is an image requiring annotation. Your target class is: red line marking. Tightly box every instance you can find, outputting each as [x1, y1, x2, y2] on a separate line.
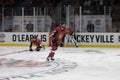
[0, 49, 29, 56]
[0, 60, 46, 67]
[8, 61, 46, 67]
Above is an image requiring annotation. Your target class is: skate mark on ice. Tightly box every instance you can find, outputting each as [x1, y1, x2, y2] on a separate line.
[84, 50, 105, 54]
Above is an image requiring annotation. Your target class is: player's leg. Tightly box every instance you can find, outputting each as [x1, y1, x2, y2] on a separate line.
[47, 37, 58, 61]
[47, 45, 57, 61]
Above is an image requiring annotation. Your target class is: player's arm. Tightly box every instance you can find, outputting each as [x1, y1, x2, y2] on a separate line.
[36, 39, 45, 51]
[37, 43, 45, 50]
[51, 29, 57, 37]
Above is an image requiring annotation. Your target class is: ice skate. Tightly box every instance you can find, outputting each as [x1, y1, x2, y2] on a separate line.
[46, 57, 51, 63]
[51, 57, 55, 61]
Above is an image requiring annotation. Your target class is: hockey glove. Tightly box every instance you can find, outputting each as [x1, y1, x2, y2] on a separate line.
[36, 46, 42, 51]
[29, 48, 33, 51]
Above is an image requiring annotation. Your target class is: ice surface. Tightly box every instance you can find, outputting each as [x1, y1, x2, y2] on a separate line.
[0, 46, 120, 80]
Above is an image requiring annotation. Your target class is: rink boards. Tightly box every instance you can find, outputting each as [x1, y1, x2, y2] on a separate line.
[0, 32, 120, 48]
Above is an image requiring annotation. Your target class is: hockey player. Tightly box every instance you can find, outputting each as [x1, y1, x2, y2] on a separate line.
[47, 23, 68, 61]
[29, 36, 45, 51]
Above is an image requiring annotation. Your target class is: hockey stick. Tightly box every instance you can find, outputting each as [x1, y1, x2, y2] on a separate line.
[70, 35, 78, 47]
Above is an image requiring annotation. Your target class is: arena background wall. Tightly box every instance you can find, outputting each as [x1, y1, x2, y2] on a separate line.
[0, 32, 120, 48]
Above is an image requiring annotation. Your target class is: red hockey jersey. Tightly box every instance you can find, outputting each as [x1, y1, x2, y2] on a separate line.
[30, 38, 41, 47]
[52, 26, 68, 44]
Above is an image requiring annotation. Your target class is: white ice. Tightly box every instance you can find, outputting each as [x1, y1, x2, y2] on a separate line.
[0, 46, 120, 80]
